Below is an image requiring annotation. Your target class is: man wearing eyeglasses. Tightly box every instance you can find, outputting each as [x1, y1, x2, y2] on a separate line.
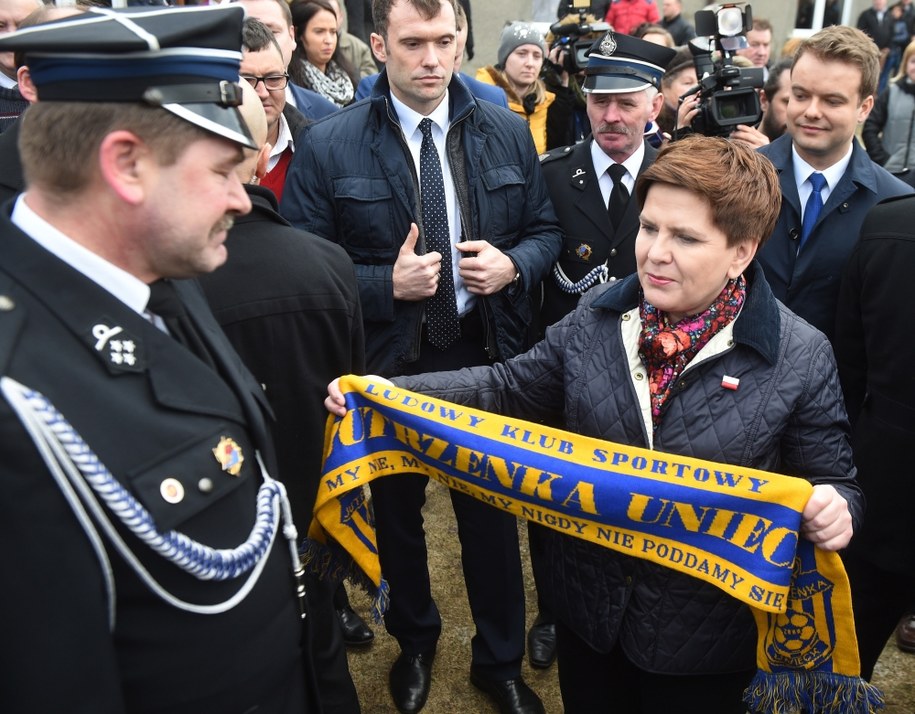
[241, 17, 306, 203]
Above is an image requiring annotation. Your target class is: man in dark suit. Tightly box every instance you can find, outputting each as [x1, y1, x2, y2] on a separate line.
[659, 0, 694, 47]
[756, 25, 912, 343]
[539, 33, 675, 328]
[0, 7, 311, 712]
[857, 0, 894, 51]
[834, 194, 915, 681]
[0, 0, 38, 133]
[199, 81, 364, 713]
[530, 31, 674, 672]
[857, 0, 896, 92]
[281, 1, 561, 711]
[0, 104, 21, 202]
[0, 3, 80, 203]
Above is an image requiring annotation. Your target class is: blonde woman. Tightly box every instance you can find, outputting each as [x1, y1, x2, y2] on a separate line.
[476, 23, 573, 152]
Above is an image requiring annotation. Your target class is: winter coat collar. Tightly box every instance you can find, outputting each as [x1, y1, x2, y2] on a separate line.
[591, 260, 781, 364]
[369, 68, 478, 129]
[763, 133, 884, 199]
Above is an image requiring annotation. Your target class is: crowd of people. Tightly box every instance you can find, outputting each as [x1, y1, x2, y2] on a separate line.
[0, 0, 913, 713]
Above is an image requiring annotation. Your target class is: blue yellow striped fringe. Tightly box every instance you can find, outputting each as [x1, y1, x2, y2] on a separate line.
[303, 376, 884, 713]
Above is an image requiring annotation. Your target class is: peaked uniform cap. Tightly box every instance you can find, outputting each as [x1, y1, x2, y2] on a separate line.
[583, 31, 677, 94]
[0, 5, 255, 149]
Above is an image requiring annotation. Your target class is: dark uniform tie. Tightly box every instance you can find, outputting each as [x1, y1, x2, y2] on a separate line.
[799, 172, 826, 251]
[606, 163, 630, 230]
[147, 279, 217, 370]
[419, 117, 460, 350]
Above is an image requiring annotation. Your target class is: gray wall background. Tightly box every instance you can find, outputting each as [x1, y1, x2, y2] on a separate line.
[464, 0, 874, 75]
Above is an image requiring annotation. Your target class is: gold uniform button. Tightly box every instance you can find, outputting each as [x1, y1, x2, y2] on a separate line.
[198, 477, 214, 493]
[160, 478, 185, 504]
[609, 248, 617, 257]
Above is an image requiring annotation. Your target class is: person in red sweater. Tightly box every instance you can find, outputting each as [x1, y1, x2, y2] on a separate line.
[241, 18, 309, 204]
[605, 0, 660, 36]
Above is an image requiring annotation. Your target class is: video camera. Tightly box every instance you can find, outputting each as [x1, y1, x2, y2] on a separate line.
[683, 3, 764, 137]
[549, 0, 610, 74]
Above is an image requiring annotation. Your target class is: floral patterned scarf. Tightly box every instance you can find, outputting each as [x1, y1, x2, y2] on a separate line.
[638, 275, 746, 428]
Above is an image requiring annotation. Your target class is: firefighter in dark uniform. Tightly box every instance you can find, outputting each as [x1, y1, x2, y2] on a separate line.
[0, 7, 313, 713]
[527, 32, 676, 670]
[539, 33, 676, 328]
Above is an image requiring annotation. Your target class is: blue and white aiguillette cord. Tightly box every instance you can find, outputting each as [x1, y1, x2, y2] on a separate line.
[1, 377, 302, 626]
[552, 262, 610, 295]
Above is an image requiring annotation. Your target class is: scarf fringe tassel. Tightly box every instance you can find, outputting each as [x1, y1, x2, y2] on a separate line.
[743, 670, 886, 713]
[300, 537, 389, 623]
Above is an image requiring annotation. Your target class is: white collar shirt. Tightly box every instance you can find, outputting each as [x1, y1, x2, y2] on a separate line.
[390, 90, 473, 315]
[267, 111, 294, 172]
[791, 143, 852, 219]
[11, 195, 151, 317]
[592, 139, 645, 208]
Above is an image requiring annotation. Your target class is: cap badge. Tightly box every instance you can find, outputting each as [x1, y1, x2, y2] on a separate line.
[213, 436, 244, 476]
[599, 33, 618, 57]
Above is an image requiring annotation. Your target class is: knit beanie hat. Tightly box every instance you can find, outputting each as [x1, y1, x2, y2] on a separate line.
[497, 22, 546, 68]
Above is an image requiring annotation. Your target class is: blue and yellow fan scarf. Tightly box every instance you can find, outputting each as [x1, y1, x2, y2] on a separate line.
[304, 376, 884, 713]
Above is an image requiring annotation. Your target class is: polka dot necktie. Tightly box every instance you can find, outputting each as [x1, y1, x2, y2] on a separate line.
[800, 172, 826, 252]
[419, 118, 460, 350]
[606, 163, 630, 230]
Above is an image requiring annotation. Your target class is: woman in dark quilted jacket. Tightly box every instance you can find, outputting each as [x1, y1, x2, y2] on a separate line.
[326, 135, 863, 713]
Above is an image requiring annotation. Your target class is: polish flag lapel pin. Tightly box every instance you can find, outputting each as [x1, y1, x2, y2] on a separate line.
[721, 375, 740, 391]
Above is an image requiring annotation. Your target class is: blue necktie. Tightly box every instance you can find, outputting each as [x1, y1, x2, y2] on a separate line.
[419, 118, 460, 350]
[800, 172, 826, 251]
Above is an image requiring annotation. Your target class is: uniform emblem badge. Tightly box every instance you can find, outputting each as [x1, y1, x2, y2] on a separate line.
[599, 32, 618, 56]
[213, 436, 244, 476]
[576, 243, 593, 260]
[91, 322, 143, 372]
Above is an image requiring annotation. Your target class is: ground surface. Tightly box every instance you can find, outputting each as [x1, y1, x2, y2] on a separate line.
[344, 483, 915, 713]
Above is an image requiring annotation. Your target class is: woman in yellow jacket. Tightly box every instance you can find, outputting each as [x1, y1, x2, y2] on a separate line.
[477, 23, 574, 153]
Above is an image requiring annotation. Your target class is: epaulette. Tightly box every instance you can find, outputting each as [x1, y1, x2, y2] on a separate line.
[539, 145, 574, 164]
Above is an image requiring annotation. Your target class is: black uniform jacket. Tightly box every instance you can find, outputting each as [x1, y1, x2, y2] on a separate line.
[0, 206, 305, 714]
[538, 138, 657, 327]
[0, 116, 23, 205]
[199, 185, 365, 520]
[835, 194, 915, 575]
